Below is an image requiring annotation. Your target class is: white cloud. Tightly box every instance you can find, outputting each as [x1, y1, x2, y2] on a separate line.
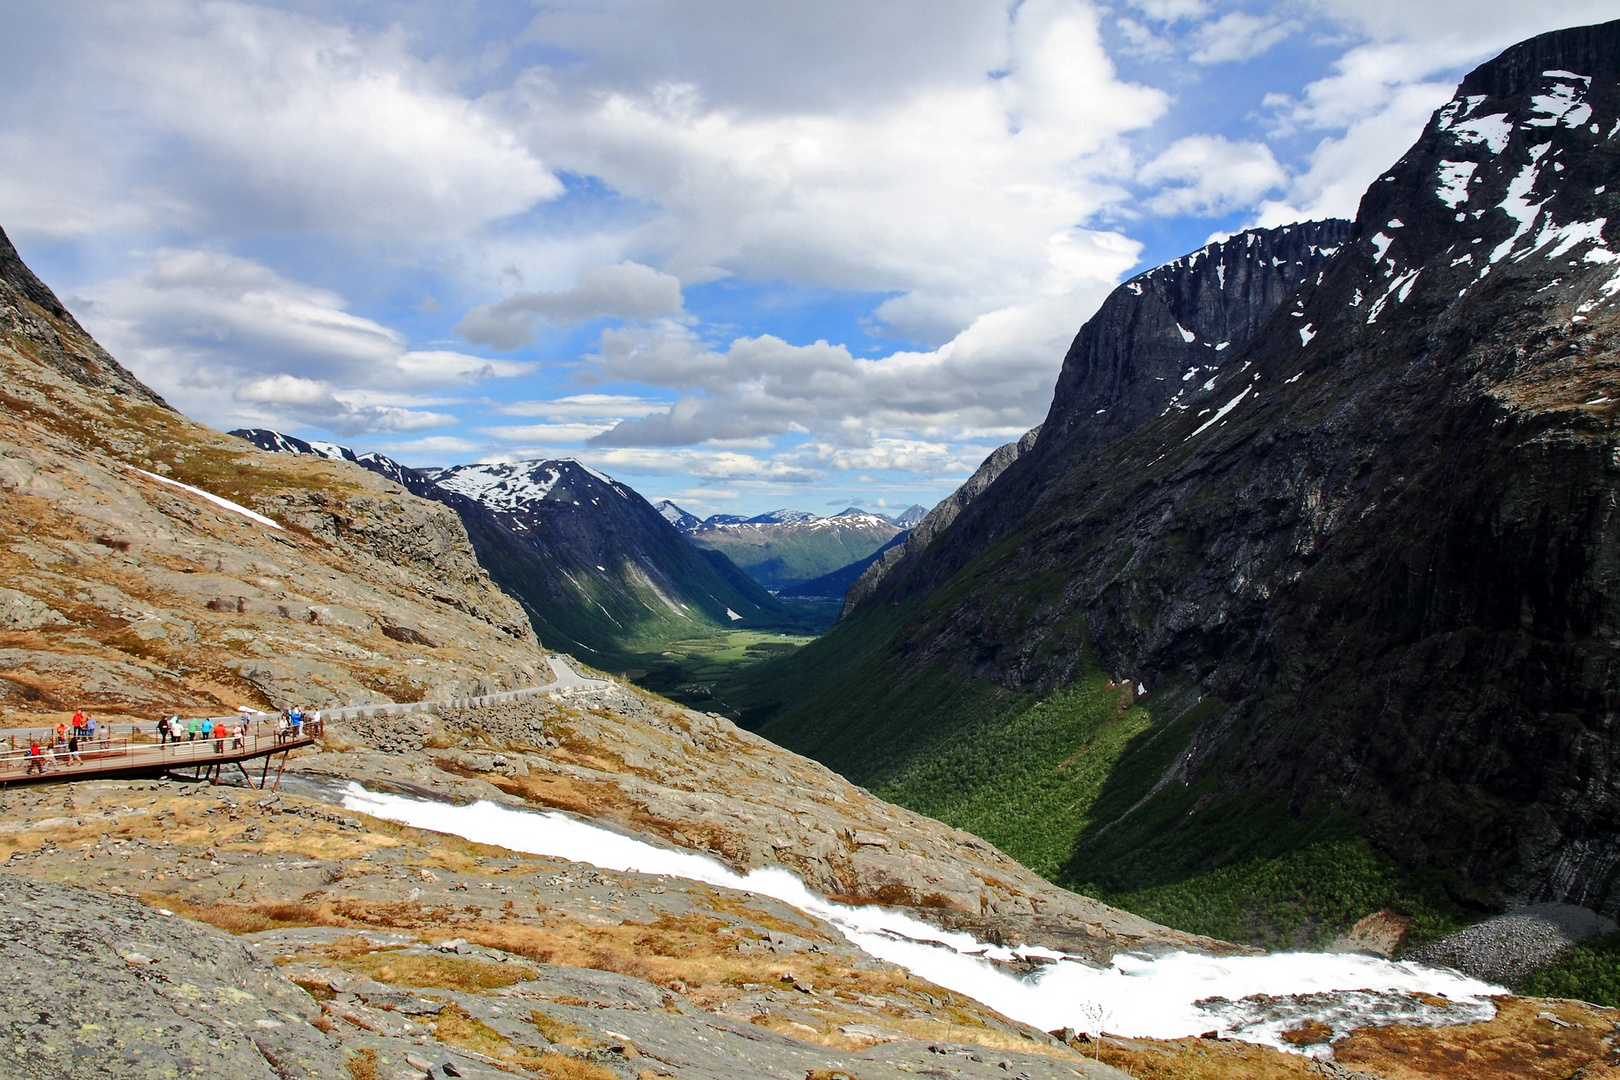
[1127, 0, 1213, 22]
[0, 3, 562, 245]
[492, 394, 670, 419]
[375, 436, 484, 460]
[457, 262, 686, 349]
[234, 376, 457, 436]
[1140, 136, 1287, 216]
[584, 272, 1125, 450]
[504, 0, 1165, 343]
[1188, 12, 1298, 64]
[1254, 81, 1454, 225]
[76, 249, 522, 434]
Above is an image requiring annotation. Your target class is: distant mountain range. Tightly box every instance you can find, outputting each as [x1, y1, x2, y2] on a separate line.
[655, 502, 921, 591]
[232, 430, 810, 662]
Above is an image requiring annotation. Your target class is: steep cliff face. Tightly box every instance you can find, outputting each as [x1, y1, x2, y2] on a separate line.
[0, 226, 543, 717]
[761, 20, 1620, 922]
[856, 221, 1352, 617]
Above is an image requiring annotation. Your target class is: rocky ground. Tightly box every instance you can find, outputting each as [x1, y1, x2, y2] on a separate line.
[302, 674, 1223, 964]
[3, 675, 1619, 1079]
[1412, 904, 1619, 984]
[0, 778, 1132, 1080]
[4, 765, 1620, 1080]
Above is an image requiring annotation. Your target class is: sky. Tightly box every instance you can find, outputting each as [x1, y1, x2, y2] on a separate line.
[2, 1, 1616, 517]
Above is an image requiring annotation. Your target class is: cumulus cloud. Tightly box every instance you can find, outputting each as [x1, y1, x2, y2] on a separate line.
[456, 263, 686, 349]
[77, 249, 526, 434]
[1140, 135, 1287, 216]
[0, 3, 561, 244]
[584, 274, 1123, 452]
[504, 0, 1165, 342]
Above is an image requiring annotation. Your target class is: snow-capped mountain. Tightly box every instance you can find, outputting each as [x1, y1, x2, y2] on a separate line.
[232, 431, 795, 661]
[655, 500, 701, 531]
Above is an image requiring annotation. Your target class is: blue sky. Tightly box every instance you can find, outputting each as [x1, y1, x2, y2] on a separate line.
[3, 1, 1616, 517]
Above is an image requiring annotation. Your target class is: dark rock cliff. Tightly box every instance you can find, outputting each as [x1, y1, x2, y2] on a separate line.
[856, 220, 1352, 617]
[768, 20, 1620, 916]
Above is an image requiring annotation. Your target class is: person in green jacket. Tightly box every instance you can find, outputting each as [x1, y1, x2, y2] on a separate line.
[186, 717, 200, 742]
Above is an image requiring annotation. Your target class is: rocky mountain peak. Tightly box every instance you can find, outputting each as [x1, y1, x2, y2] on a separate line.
[430, 458, 636, 515]
[0, 225, 168, 406]
[1040, 219, 1353, 457]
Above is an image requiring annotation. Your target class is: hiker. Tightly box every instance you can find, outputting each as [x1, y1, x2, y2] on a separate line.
[290, 707, 303, 738]
[212, 719, 227, 754]
[275, 714, 290, 744]
[54, 721, 67, 745]
[24, 741, 43, 775]
[186, 717, 200, 742]
[85, 715, 98, 744]
[66, 734, 82, 766]
[71, 710, 85, 738]
[232, 722, 245, 751]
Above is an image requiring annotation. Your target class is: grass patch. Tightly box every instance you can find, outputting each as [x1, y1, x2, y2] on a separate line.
[1090, 834, 1473, 952]
[342, 950, 536, 991]
[737, 595, 1480, 951]
[1515, 932, 1620, 1005]
[529, 1010, 597, 1049]
[619, 627, 827, 714]
[436, 1004, 619, 1080]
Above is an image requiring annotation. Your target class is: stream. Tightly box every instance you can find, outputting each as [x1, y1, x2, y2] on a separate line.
[340, 784, 1502, 1055]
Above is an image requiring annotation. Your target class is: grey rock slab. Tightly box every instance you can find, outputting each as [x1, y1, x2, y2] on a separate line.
[0, 875, 342, 1079]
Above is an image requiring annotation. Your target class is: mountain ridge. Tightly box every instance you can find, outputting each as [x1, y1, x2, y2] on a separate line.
[744, 18, 1620, 942]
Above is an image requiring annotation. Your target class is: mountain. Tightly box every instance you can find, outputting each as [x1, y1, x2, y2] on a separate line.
[234, 431, 805, 664]
[889, 504, 929, 527]
[739, 21, 1620, 947]
[654, 498, 701, 530]
[842, 426, 1045, 617]
[776, 530, 909, 600]
[0, 229, 544, 716]
[672, 507, 903, 591]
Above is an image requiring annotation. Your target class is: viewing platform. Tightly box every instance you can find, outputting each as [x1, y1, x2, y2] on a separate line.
[0, 717, 322, 790]
[0, 655, 612, 791]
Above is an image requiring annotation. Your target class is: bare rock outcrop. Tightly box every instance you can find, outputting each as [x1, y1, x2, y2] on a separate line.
[0, 875, 342, 1079]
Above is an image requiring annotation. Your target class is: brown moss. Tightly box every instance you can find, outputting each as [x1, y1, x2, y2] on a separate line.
[344, 1048, 381, 1080]
[342, 951, 535, 992]
[1279, 1020, 1332, 1047]
[435, 1005, 618, 1080]
[529, 1010, 597, 1049]
[1334, 996, 1620, 1080]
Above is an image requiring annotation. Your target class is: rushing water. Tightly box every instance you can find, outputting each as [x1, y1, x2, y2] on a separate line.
[341, 785, 1501, 1054]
